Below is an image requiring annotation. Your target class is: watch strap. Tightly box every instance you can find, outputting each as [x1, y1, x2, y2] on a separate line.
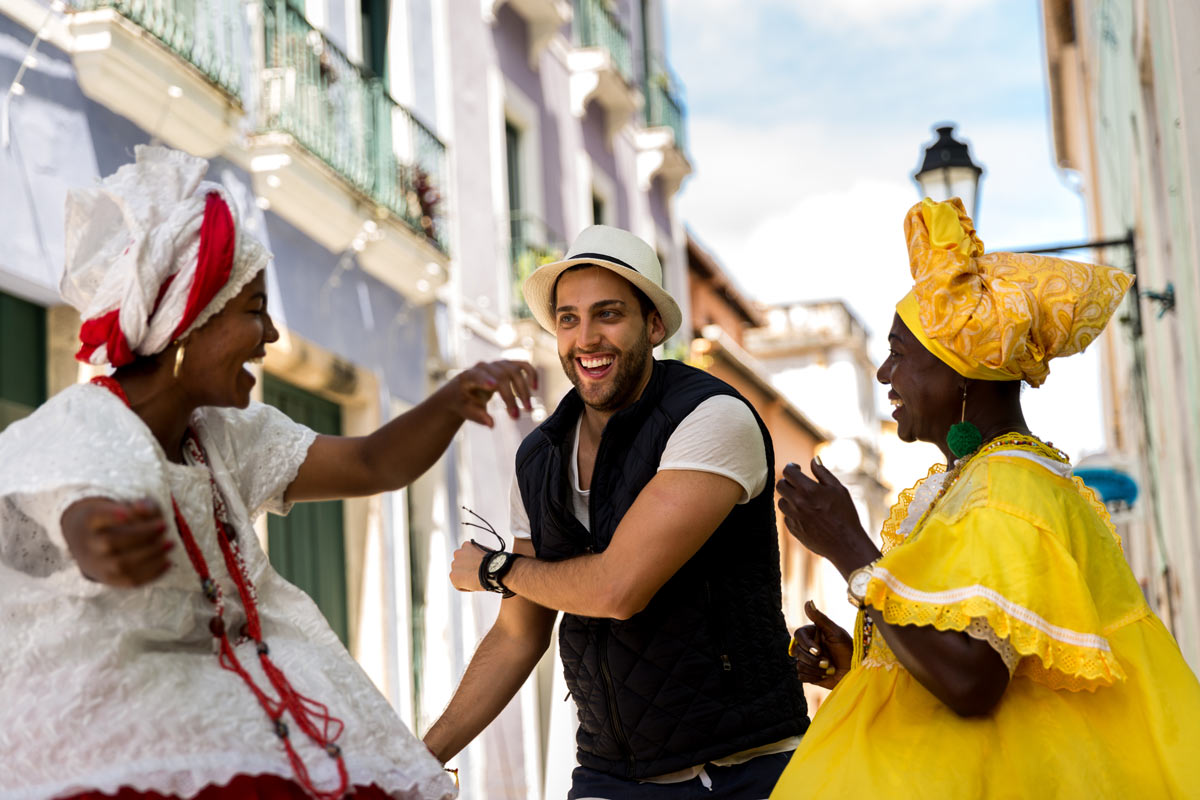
[479, 551, 520, 598]
[846, 558, 881, 609]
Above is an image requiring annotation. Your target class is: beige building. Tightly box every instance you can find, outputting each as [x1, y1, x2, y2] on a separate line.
[745, 301, 891, 641]
[685, 234, 827, 632]
[1042, 0, 1200, 668]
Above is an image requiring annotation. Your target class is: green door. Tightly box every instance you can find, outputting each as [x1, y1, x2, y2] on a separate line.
[263, 375, 349, 645]
[0, 292, 46, 433]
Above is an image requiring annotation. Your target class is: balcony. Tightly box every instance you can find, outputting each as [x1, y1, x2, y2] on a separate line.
[568, 0, 639, 142]
[636, 63, 691, 195]
[491, 0, 572, 67]
[509, 213, 564, 319]
[645, 64, 687, 153]
[250, 0, 449, 301]
[68, 0, 246, 156]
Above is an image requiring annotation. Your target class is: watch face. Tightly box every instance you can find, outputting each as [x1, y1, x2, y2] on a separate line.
[850, 570, 872, 597]
[486, 553, 507, 575]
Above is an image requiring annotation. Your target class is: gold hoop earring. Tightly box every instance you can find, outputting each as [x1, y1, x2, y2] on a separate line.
[173, 341, 187, 379]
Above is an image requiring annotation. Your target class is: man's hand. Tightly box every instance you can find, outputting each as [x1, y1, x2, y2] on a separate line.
[446, 360, 538, 428]
[776, 459, 879, 578]
[791, 601, 854, 690]
[60, 497, 172, 587]
[450, 541, 489, 592]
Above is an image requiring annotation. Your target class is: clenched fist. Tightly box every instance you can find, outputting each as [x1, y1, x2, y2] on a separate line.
[791, 601, 854, 690]
[61, 497, 173, 587]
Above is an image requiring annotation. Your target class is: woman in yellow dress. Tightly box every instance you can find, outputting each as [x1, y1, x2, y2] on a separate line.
[771, 198, 1200, 798]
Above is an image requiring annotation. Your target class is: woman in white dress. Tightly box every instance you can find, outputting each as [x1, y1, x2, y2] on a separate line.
[0, 146, 535, 800]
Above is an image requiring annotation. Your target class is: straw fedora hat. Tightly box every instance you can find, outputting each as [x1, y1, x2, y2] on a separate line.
[521, 225, 682, 340]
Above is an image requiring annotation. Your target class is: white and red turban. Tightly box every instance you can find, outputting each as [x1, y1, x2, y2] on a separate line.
[61, 146, 269, 367]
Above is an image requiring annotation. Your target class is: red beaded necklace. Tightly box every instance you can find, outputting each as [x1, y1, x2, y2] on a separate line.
[92, 376, 349, 799]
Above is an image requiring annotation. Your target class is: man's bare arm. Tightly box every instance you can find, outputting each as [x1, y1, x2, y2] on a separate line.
[424, 539, 557, 763]
[450, 470, 744, 619]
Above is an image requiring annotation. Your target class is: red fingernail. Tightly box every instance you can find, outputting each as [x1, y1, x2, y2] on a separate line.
[162, 541, 175, 552]
[113, 509, 130, 523]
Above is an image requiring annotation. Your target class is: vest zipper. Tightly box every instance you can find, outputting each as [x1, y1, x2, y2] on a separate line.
[596, 624, 635, 769]
[705, 580, 734, 677]
[584, 403, 631, 769]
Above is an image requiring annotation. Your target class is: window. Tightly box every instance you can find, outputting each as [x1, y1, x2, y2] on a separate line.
[506, 119, 536, 317]
[506, 120, 523, 215]
[592, 192, 606, 225]
[0, 291, 46, 433]
[406, 492, 427, 728]
[263, 375, 349, 645]
[360, 0, 388, 81]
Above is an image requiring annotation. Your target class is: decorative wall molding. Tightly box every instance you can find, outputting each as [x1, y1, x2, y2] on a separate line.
[67, 8, 239, 157]
[635, 126, 691, 196]
[567, 47, 640, 143]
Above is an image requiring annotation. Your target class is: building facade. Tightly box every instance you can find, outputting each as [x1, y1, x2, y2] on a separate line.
[685, 234, 827, 631]
[0, 0, 692, 796]
[1042, 0, 1200, 669]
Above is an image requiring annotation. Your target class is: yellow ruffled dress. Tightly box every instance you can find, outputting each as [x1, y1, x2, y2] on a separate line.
[772, 440, 1200, 799]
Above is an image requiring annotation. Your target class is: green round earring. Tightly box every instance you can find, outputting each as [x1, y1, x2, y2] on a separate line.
[946, 383, 982, 459]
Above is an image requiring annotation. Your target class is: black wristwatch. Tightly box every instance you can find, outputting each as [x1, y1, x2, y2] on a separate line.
[479, 550, 521, 598]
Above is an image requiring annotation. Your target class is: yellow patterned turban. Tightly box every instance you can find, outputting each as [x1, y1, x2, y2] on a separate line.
[896, 198, 1133, 387]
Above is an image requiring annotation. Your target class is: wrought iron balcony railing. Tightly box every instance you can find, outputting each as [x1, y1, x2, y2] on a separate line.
[259, 0, 448, 250]
[572, 0, 632, 83]
[73, 0, 246, 99]
[509, 212, 565, 319]
[646, 64, 687, 153]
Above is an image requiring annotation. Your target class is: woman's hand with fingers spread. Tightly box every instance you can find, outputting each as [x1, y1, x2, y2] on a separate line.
[447, 360, 538, 428]
[791, 601, 854, 690]
[777, 458, 880, 578]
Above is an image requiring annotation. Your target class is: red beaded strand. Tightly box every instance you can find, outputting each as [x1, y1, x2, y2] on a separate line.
[91, 376, 349, 799]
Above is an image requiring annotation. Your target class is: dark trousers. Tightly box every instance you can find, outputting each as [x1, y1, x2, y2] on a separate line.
[566, 751, 793, 800]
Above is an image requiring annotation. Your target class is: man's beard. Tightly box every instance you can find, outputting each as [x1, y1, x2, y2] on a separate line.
[561, 325, 653, 412]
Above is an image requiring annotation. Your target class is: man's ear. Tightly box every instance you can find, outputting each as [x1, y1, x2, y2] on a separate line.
[648, 311, 667, 347]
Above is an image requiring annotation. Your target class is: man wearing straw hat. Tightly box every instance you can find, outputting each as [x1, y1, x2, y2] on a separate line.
[426, 226, 808, 797]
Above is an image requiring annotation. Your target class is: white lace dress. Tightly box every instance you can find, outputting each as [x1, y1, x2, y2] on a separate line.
[0, 383, 456, 800]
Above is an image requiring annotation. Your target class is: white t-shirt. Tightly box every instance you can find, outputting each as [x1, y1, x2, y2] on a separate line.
[511, 394, 768, 538]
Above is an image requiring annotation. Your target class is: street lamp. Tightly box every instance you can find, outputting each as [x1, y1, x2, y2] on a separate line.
[913, 124, 984, 222]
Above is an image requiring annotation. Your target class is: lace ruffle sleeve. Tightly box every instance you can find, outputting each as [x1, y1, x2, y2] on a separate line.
[0, 384, 172, 591]
[194, 402, 318, 520]
[865, 454, 1143, 692]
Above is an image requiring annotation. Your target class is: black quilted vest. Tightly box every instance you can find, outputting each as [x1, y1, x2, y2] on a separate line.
[515, 359, 808, 779]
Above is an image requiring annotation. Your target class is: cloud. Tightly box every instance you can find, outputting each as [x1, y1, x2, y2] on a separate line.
[729, 178, 916, 336]
[666, 0, 1000, 46]
[789, 0, 997, 32]
[666, 0, 1106, 460]
[676, 111, 1094, 457]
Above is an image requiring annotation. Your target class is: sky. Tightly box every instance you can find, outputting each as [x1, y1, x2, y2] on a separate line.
[664, 0, 1109, 462]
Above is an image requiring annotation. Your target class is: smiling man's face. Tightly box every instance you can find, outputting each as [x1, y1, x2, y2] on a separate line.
[553, 266, 664, 413]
